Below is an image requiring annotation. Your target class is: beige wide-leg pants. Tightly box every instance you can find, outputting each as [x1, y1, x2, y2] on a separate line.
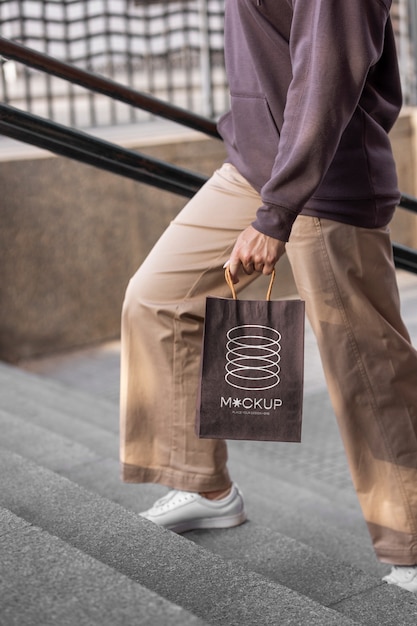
[120, 163, 417, 564]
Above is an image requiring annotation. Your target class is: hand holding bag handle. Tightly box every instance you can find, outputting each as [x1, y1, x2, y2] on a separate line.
[224, 266, 276, 301]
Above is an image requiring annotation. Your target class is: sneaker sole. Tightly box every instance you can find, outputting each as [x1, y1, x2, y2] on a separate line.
[166, 510, 247, 534]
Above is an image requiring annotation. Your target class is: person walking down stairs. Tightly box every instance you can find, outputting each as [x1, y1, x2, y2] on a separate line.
[120, 0, 417, 593]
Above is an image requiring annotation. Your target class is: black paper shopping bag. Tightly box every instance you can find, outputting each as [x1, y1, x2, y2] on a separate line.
[196, 269, 305, 442]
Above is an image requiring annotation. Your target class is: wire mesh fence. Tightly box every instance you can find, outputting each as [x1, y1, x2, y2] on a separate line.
[0, 0, 228, 128]
[0, 0, 417, 130]
[392, 0, 417, 106]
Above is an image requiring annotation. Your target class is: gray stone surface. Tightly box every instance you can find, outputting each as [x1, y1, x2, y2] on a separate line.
[0, 507, 206, 626]
[185, 525, 417, 625]
[0, 396, 389, 616]
[0, 365, 376, 576]
[0, 449, 358, 626]
[0, 408, 100, 472]
[0, 388, 118, 458]
[0, 127, 230, 362]
[186, 523, 379, 607]
[0, 361, 118, 433]
[226, 397, 381, 576]
[63, 456, 166, 512]
[0, 361, 376, 575]
[0, 390, 373, 581]
[332, 584, 417, 625]
[230, 452, 379, 577]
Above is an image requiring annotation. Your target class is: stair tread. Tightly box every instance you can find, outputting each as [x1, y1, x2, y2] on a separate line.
[0, 362, 117, 432]
[0, 449, 360, 626]
[1, 431, 416, 624]
[0, 405, 165, 508]
[0, 506, 207, 626]
[0, 401, 375, 568]
[0, 361, 357, 514]
[185, 524, 417, 626]
[0, 364, 393, 575]
[0, 405, 375, 603]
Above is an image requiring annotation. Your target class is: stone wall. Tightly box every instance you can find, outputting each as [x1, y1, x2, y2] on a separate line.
[0, 126, 226, 362]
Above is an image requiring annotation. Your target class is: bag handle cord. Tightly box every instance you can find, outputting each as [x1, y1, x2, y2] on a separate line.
[225, 266, 275, 301]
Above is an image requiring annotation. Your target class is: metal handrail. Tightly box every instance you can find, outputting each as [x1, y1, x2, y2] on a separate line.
[0, 37, 221, 139]
[1, 37, 417, 273]
[0, 103, 206, 198]
[394, 242, 417, 273]
[2, 37, 417, 213]
[399, 192, 417, 214]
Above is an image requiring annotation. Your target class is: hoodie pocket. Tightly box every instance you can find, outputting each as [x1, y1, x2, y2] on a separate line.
[218, 94, 280, 185]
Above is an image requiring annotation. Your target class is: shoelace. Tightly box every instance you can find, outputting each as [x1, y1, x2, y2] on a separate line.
[151, 490, 196, 511]
[152, 490, 180, 507]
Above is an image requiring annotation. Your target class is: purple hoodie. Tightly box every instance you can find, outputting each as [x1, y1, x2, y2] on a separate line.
[218, 0, 402, 241]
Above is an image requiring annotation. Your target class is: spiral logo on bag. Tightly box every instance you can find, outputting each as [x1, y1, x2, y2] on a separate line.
[225, 325, 281, 391]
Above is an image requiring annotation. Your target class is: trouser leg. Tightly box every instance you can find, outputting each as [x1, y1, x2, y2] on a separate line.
[120, 164, 261, 491]
[287, 216, 417, 564]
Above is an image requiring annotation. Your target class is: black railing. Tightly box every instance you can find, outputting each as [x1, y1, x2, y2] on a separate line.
[393, 242, 417, 273]
[0, 102, 205, 198]
[0, 37, 220, 139]
[0, 37, 417, 274]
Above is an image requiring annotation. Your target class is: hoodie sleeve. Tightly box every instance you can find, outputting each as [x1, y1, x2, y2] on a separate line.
[251, 0, 392, 241]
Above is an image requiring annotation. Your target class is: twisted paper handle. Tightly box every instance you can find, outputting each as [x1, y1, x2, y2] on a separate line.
[224, 266, 275, 301]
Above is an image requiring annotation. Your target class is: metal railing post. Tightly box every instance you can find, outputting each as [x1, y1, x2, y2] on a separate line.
[408, 0, 417, 105]
[198, 0, 214, 118]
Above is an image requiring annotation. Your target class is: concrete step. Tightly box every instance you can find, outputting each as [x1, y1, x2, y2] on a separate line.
[0, 360, 358, 520]
[0, 361, 377, 571]
[228, 458, 377, 577]
[0, 506, 207, 626]
[0, 403, 166, 509]
[0, 401, 372, 583]
[0, 449, 359, 626]
[0, 361, 118, 433]
[185, 526, 417, 626]
[0, 370, 377, 575]
[0, 396, 372, 561]
[1, 378, 417, 624]
[0, 408, 374, 606]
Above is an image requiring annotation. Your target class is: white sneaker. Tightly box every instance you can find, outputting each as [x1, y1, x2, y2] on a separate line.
[383, 566, 417, 592]
[140, 483, 246, 533]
